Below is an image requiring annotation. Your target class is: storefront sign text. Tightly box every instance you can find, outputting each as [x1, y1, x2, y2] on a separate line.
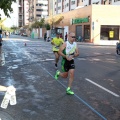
[72, 18, 89, 24]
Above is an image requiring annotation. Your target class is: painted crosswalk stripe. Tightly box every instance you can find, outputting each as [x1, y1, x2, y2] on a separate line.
[85, 78, 119, 97]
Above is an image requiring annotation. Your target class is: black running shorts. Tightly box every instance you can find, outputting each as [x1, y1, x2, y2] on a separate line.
[61, 58, 75, 72]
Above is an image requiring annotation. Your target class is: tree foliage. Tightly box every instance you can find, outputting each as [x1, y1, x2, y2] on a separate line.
[0, 18, 6, 29]
[31, 18, 45, 29]
[0, 0, 16, 18]
[46, 14, 64, 25]
[45, 24, 50, 30]
[11, 26, 18, 30]
[0, 18, 6, 25]
[39, 18, 45, 28]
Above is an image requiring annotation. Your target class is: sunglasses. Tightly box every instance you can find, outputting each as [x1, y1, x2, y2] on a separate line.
[71, 36, 76, 38]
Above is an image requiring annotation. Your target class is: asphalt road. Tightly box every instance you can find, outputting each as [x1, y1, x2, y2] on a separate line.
[0, 35, 120, 120]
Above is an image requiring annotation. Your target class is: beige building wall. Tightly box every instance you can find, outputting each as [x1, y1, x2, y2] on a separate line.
[50, 5, 120, 44]
[92, 5, 120, 44]
[54, 5, 91, 41]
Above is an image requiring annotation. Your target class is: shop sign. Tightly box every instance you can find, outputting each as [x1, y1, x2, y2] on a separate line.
[109, 31, 114, 38]
[72, 17, 89, 24]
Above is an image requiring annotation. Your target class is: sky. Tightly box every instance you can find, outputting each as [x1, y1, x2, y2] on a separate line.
[0, 2, 18, 28]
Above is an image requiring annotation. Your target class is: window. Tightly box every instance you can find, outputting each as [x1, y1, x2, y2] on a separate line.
[58, 0, 61, 3]
[84, 25, 90, 40]
[100, 25, 119, 40]
[58, 6, 61, 10]
[114, 0, 120, 2]
[36, 14, 41, 17]
[36, 9, 43, 11]
[71, 0, 75, 5]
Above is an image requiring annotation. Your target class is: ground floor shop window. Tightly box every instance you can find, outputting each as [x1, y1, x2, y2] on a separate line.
[100, 25, 119, 40]
[84, 25, 90, 41]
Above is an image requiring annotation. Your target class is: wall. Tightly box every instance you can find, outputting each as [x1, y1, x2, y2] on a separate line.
[92, 5, 120, 44]
[56, 5, 92, 34]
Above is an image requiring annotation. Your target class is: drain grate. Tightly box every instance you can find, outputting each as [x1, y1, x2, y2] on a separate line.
[0, 111, 14, 120]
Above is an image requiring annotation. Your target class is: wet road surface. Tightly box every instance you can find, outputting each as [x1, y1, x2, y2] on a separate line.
[0, 35, 120, 120]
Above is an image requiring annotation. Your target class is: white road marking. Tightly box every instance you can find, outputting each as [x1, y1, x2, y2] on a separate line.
[85, 78, 119, 97]
[46, 59, 54, 61]
[105, 53, 111, 55]
[93, 52, 101, 55]
[77, 58, 86, 60]
[0, 52, 5, 66]
[92, 58, 101, 61]
[40, 59, 54, 62]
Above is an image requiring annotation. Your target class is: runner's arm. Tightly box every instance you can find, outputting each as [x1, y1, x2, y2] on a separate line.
[51, 39, 55, 45]
[74, 44, 79, 57]
[58, 43, 66, 58]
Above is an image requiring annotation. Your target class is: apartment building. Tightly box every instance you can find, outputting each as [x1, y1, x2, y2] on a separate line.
[18, 0, 29, 27]
[52, 0, 120, 14]
[28, 0, 48, 23]
[18, 0, 24, 27]
[24, 0, 29, 25]
[46, 0, 120, 45]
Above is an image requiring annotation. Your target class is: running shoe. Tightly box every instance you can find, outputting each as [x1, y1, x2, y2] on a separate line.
[66, 87, 74, 95]
[54, 70, 60, 80]
[55, 63, 58, 69]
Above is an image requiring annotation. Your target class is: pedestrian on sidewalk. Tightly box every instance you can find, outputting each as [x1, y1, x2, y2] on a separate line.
[51, 33, 64, 69]
[44, 33, 47, 41]
[65, 32, 67, 41]
[47, 37, 51, 42]
[0, 30, 3, 46]
[54, 32, 79, 95]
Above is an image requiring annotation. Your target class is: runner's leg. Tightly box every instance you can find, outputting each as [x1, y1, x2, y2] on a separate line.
[54, 52, 59, 66]
[68, 69, 74, 88]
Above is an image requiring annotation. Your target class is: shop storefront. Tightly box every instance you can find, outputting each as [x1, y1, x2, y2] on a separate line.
[72, 17, 90, 42]
[55, 5, 120, 45]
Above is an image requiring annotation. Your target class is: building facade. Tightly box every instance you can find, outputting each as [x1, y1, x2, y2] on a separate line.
[28, 0, 48, 23]
[24, 0, 29, 25]
[53, 0, 120, 14]
[18, 0, 48, 26]
[18, 0, 24, 27]
[53, 5, 120, 45]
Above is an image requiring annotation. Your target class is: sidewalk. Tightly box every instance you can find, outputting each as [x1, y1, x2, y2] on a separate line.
[77, 42, 117, 46]
[25, 36, 116, 46]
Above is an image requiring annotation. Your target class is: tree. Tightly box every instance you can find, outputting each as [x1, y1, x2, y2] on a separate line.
[31, 20, 39, 28]
[11, 25, 18, 31]
[0, 18, 6, 29]
[31, 18, 45, 29]
[45, 24, 50, 30]
[46, 14, 64, 27]
[39, 18, 45, 28]
[0, 0, 16, 18]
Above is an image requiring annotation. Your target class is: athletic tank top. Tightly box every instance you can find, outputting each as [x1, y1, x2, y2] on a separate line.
[0, 34, 2, 38]
[65, 41, 76, 55]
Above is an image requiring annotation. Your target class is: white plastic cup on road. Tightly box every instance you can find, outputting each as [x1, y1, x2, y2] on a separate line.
[1, 85, 17, 109]
[10, 90, 17, 105]
[1, 91, 11, 109]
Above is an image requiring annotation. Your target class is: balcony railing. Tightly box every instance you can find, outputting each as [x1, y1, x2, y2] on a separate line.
[19, 12, 23, 15]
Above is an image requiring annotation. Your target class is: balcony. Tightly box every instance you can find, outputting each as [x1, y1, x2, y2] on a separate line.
[19, 12, 23, 15]
[19, 17, 23, 21]
[19, 19, 23, 22]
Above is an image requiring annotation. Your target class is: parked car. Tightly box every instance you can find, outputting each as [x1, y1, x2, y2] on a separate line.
[21, 33, 27, 37]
